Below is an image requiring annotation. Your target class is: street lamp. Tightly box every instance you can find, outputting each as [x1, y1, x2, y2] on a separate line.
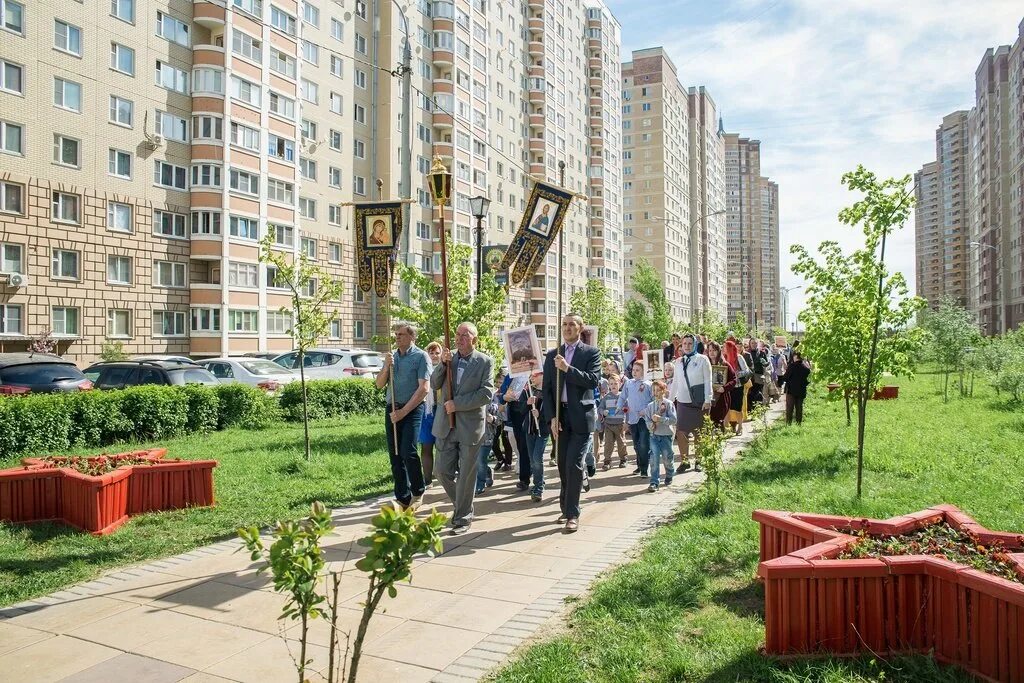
[469, 195, 491, 295]
[780, 285, 802, 334]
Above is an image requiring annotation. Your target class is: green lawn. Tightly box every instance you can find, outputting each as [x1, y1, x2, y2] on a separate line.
[0, 414, 392, 606]
[492, 372, 1024, 683]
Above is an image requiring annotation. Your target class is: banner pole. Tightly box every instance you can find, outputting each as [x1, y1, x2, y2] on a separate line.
[377, 178, 401, 457]
[554, 161, 566, 456]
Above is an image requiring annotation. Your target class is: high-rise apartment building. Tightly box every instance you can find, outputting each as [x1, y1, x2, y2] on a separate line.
[1007, 18, 1024, 330]
[915, 111, 969, 309]
[620, 48, 725, 325]
[0, 0, 622, 362]
[724, 134, 780, 329]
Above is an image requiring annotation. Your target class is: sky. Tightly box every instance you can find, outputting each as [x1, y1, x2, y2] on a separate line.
[608, 0, 1023, 329]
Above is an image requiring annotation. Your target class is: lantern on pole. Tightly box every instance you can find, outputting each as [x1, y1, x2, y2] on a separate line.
[427, 155, 456, 427]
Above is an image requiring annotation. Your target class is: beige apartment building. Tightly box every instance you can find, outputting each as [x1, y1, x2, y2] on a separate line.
[724, 133, 780, 330]
[620, 47, 726, 325]
[0, 0, 622, 363]
[915, 111, 969, 309]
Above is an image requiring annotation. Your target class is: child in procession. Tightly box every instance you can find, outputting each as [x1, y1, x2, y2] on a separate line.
[643, 380, 677, 492]
[600, 374, 628, 469]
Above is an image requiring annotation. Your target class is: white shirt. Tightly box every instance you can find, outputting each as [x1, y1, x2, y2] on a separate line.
[669, 353, 713, 407]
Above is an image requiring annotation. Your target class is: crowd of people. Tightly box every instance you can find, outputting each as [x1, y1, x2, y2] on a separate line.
[373, 316, 812, 536]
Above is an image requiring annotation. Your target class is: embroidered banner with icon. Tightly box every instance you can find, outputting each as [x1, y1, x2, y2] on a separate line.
[498, 181, 575, 286]
[354, 201, 404, 297]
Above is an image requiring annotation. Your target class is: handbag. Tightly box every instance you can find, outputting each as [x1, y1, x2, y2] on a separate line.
[681, 356, 706, 407]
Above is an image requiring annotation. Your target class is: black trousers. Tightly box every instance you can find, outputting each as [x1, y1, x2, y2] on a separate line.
[555, 406, 588, 519]
[507, 407, 530, 484]
[785, 394, 804, 425]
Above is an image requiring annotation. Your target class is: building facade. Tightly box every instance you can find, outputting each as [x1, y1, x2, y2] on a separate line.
[723, 134, 779, 329]
[915, 110, 969, 309]
[0, 0, 622, 363]
[687, 86, 727, 320]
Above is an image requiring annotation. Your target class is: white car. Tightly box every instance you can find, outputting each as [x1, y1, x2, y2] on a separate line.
[198, 357, 299, 392]
[271, 348, 383, 380]
[132, 355, 196, 364]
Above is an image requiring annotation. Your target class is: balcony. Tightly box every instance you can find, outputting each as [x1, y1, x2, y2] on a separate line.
[193, 0, 226, 29]
[433, 111, 454, 128]
[529, 112, 545, 127]
[528, 137, 545, 152]
[433, 49, 454, 65]
[528, 16, 544, 31]
[528, 89, 545, 105]
[529, 161, 546, 176]
[528, 40, 544, 57]
[433, 140, 454, 157]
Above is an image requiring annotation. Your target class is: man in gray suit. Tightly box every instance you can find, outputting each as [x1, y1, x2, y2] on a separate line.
[431, 321, 495, 535]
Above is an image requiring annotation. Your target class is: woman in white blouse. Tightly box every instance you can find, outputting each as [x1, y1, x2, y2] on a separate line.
[669, 333, 713, 473]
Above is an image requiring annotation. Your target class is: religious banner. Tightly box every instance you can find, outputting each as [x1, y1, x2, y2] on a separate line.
[498, 180, 575, 286]
[482, 245, 509, 287]
[354, 201, 404, 297]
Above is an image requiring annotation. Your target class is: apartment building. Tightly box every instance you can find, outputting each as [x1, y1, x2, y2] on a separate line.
[687, 86, 727, 320]
[0, 0, 622, 363]
[914, 111, 969, 309]
[724, 133, 780, 329]
[1008, 18, 1024, 331]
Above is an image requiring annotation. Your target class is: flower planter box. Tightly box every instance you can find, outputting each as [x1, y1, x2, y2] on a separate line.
[871, 385, 899, 400]
[754, 506, 1024, 683]
[21, 447, 167, 468]
[0, 466, 64, 524]
[127, 459, 217, 514]
[60, 467, 132, 535]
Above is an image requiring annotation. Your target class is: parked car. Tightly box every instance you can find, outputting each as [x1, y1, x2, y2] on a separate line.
[0, 353, 93, 393]
[271, 348, 383, 379]
[240, 352, 280, 361]
[198, 357, 299, 392]
[83, 360, 219, 389]
[132, 355, 196, 364]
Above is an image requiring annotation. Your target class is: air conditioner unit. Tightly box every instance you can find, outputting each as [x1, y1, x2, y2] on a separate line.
[149, 134, 164, 148]
[8, 272, 27, 288]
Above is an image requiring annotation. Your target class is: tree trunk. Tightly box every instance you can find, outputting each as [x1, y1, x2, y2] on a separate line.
[327, 573, 340, 683]
[300, 349, 311, 461]
[299, 611, 308, 683]
[856, 388, 868, 498]
[969, 370, 975, 397]
[347, 580, 386, 683]
[943, 371, 949, 403]
[844, 390, 851, 426]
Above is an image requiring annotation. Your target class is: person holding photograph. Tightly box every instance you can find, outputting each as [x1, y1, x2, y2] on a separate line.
[724, 338, 751, 435]
[670, 333, 713, 474]
[497, 372, 531, 491]
[780, 350, 812, 425]
[705, 341, 735, 431]
[618, 361, 653, 476]
[643, 380, 677, 491]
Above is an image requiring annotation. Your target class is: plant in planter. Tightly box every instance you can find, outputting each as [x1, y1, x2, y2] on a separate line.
[238, 502, 447, 683]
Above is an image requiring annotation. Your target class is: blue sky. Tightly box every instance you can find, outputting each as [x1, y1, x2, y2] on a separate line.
[608, 0, 1023, 327]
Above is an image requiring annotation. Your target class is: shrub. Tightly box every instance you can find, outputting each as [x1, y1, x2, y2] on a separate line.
[215, 384, 277, 429]
[70, 390, 133, 446]
[181, 385, 220, 434]
[279, 379, 385, 421]
[118, 386, 189, 441]
[0, 394, 73, 456]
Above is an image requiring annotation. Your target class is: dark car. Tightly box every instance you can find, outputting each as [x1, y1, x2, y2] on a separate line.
[0, 353, 93, 393]
[83, 360, 219, 390]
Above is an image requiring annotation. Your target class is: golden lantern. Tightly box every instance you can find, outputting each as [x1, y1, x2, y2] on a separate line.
[427, 155, 452, 207]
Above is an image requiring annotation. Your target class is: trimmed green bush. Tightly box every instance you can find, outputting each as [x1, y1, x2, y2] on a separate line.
[279, 379, 385, 421]
[182, 384, 221, 434]
[215, 384, 278, 429]
[0, 394, 73, 457]
[119, 386, 190, 440]
[71, 390, 133, 446]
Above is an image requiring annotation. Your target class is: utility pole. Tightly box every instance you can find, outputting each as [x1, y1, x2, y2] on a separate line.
[393, 1, 413, 304]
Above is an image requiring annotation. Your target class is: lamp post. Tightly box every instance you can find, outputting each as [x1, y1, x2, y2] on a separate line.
[469, 195, 491, 295]
[780, 285, 802, 334]
[427, 155, 454, 427]
[969, 240, 1001, 334]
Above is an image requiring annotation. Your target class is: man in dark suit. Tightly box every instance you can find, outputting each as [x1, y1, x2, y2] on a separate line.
[542, 313, 601, 533]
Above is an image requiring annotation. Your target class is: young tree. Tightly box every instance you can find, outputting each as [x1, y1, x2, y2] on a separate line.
[389, 240, 507, 362]
[624, 260, 673, 344]
[691, 309, 728, 343]
[920, 296, 981, 402]
[569, 279, 623, 350]
[791, 166, 925, 498]
[731, 312, 749, 338]
[260, 234, 345, 460]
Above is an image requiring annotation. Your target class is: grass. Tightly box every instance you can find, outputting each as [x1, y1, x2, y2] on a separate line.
[492, 372, 1024, 683]
[0, 414, 392, 607]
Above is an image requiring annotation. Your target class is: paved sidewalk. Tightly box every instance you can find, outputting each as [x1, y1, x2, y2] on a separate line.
[0, 406, 781, 683]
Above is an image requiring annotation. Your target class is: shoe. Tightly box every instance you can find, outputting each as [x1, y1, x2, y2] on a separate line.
[450, 524, 471, 536]
[515, 481, 529, 491]
[647, 483, 658, 492]
[587, 465, 596, 477]
[640, 471, 648, 477]
[556, 515, 567, 524]
[475, 485, 486, 495]
[531, 493, 542, 502]
[486, 476, 494, 488]
[631, 467, 641, 475]
[665, 477, 673, 487]
[564, 519, 579, 533]
[409, 495, 423, 509]
[619, 462, 627, 468]
[676, 462, 690, 474]
[602, 463, 610, 472]
[583, 477, 591, 493]
[549, 458, 556, 465]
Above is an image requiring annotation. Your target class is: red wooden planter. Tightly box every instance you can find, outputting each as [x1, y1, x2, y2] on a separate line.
[127, 459, 217, 514]
[20, 447, 167, 468]
[871, 385, 899, 400]
[0, 466, 64, 524]
[60, 467, 132, 535]
[755, 506, 1024, 683]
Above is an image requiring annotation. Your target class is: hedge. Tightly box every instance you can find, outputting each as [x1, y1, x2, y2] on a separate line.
[279, 379, 385, 421]
[0, 384, 277, 459]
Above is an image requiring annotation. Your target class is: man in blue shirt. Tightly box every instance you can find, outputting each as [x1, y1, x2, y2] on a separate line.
[617, 362, 653, 476]
[376, 322, 430, 510]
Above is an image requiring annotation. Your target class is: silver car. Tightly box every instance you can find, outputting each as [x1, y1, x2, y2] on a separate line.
[198, 357, 299, 392]
[271, 348, 383, 380]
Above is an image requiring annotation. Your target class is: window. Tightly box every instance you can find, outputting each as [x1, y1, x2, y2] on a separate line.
[353, 139, 366, 158]
[230, 121, 259, 150]
[266, 265, 287, 289]
[329, 319, 341, 339]
[190, 163, 222, 188]
[330, 129, 342, 150]
[300, 237, 317, 259]
[230, 76, 260, 105]
[355, 69, 367, 89]
[416, 221, 430, 239]
[155, 61, 187, 93]
[2, 1, 24, 35]
[110, 42, 135, 75]
[298, 197, 316, 219]
[229, 168, 259, 195]
[269, 49, 296, 78]
[108, 149, 132, 178]
[353, 176, 366, 195]
[330, 18, 343, 41]
[191, 307, 221, 333]
[266, 311, 293, 334]
[192, 115, 223, 141]
[0, 181, 23, 214]
[231, 0, 262, 17]
[329, 242, 342, 262]
[152, 210, 187, 239]
[232, 30, 262, 61]
[301, 278, 317, 297]
[228, 310, 258, 332]
[330, 92, 342, 113]
[156, 11, 189, 46]
[111, 0, 134, 23]
[190, 210, 220, 236]
[154, 160, 187, 189]
[328, 167, 341, 188]
[269, 92, 295, 119]
[192, 68, 223, 94]
[52, 249, 80, 278]
[0, 304, 21, 335]
[109, 95, 133, 127]
[155, 260, 186, 288]
[52, 307, 80, 337]
[330, 56, 343, 77]
[354, 104, 366, 124]
[53, 77, 82, 112]
[300, 119, 317, 140]
[51, 191, 80, 223]
[299, 158, 317, 180]
[267, 179, 294, 204]
[270, 6, 297, 35]
[0, 60, 23, 94]
[107, 255, 132, 284]
[228, 262, 258, 287]
[355, 0, 367, 19]
[355, 33, 367, 54]
[354, 320, 365, 339]
[54, 20, 82, 56]
[303, 1, 320, 25]
[301, 40, 318, 64]
[0, 120, 22, 154]
[267, 134, 294, 161]
[229, 215, 259, 240]
[156, 110, 188, 142]
[1, 242, 22, 273]
[153, 311, 186, 337]
[107, 309, 132, 337]
[300, 78, 318, 103]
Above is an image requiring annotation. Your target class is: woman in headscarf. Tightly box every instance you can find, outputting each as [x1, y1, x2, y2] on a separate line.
[705, 341, 734, 431]
[723, 338, 751, 435]
[670, 333, 713, 473]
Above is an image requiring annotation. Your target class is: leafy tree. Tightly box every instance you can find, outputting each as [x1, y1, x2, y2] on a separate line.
[259, 234, 345, 460]
[100, 341, 129, 361]
[569, 279, 623, 350]
[791, 166, 925, 498]
[389, 240, 507, 363]
[731, 312, 749, 338]
[920, 296, 981, 402]
[624, 260, 673, 345]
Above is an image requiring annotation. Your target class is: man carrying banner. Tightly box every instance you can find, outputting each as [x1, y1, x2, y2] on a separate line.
[543, 313, 601, 533]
